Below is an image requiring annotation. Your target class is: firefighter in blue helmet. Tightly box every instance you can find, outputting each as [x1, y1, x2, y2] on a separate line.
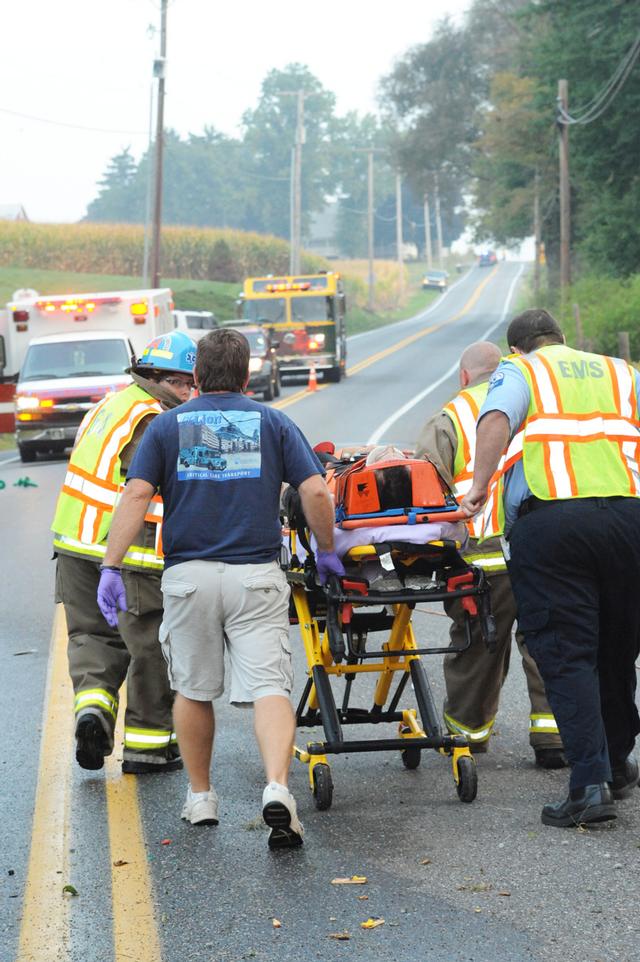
[51, 331, 197, 773]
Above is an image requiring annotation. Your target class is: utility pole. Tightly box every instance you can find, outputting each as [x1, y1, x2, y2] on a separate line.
[367, 150, 375, 310]
[277, 89, 305, 274]
[434, 172, 444, 270]
[396, 173, 404, 304]
[142, 71, 156, 288]
[150, 0, 167, 289]
[292, 90, 305, 274]
[423, 193, 433, 269]
[288, 147, 295, 274]
[354, 146, 385, 310]
[533, 168, 541, 301]
[558, 78, 571, 293]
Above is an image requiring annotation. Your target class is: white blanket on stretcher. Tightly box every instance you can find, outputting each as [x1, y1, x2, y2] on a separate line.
[308, 520, 468, 559]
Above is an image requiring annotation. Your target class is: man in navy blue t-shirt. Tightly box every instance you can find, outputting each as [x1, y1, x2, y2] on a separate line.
[97, 328, 344, 848]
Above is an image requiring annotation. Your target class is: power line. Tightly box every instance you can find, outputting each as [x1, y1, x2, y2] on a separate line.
[0, 105, 147, 136]
[557, 30, 640, 126]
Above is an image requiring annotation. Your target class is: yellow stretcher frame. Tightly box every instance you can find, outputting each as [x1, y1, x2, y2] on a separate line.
[287, 538, 493, 812]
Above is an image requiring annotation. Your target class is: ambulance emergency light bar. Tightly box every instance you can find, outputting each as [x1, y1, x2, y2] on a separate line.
[10, 295, 150, 325]
[32, 295, 123, 312]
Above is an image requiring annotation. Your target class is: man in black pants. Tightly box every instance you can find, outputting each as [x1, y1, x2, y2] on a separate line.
[462, 308, 640, 826]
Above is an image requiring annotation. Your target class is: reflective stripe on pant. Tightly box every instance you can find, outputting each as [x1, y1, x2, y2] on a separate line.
[442, 570, 562, 750]
[529, 713, 559, 736]
[123, 727, 172, 751]
[74, 688, 119, 722]
[508, 497, 640, 790]
[56, 553, 174, 754]
[443, 713, 494, 745]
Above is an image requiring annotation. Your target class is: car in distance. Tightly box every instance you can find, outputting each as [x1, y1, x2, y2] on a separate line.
[220, 322, 281, 402]
[173, 310, 218, 334]
[421, 269, 449, 291]
[478, 251, 497, 267]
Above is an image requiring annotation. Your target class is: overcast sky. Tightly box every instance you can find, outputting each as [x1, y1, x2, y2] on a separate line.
[1, 0, 471, 223]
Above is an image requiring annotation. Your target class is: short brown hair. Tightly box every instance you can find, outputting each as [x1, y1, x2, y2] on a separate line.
[506, 308, 564, 354]
[196, 329, 250, 393]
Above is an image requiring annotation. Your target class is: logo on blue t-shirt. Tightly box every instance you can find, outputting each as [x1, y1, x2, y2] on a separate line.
[488, 370, 505, 392]
[177, 410, 261, 481]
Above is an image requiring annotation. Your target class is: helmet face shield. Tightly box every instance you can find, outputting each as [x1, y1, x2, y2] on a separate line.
[133, 331, 197, 377]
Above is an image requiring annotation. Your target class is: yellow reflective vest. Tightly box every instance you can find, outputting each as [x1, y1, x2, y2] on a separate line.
[482, 344, 640, 537]
[444, 381, 518, 572]
[51, 383, 164, 570]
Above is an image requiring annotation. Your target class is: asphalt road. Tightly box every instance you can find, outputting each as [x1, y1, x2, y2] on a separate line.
[3, 262, 639, 962]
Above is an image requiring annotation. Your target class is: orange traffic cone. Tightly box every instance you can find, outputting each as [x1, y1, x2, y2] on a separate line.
[307, 362, 318, 392]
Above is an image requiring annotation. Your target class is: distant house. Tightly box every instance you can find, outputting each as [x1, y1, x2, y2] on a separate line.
[0, 204, 29, 222]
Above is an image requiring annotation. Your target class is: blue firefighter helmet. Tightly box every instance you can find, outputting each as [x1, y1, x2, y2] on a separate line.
[133, 331, 197, 376]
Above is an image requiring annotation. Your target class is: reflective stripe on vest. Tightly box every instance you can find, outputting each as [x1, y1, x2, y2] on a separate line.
[51, 384, 164, 570]
[444, 385, 487, 540]
[479, 429, 524, 541]
[52, 533, 164, 570]
[444, 382, 521, 553]
[516, 347, 640, 500]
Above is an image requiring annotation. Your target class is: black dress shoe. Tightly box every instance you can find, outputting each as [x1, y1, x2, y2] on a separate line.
[75, 713, 109, 771]
[610, 756, 639, 800]
[534, 747, 568, 770]
[541, 783, 616, 827]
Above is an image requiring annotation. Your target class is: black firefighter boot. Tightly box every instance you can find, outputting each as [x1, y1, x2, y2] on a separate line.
[541, 783, 616, 827]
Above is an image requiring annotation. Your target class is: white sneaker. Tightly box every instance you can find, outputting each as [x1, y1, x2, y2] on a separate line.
[262, 782, 304, 849]
[181, 785, 219, 826]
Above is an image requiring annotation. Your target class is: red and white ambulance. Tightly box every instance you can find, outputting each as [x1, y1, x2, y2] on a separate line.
[0, 288, 174, 462]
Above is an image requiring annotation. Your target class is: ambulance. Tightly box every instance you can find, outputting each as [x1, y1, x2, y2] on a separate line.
[0, 288, 174, 462]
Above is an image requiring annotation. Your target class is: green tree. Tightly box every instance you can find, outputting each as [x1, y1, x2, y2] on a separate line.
[240, 64, 338, 239]
[378, 18, 485, 246]
[86, 148, 139, 222]
[472, 72, 555, 245]
[520, 0, 640, 277]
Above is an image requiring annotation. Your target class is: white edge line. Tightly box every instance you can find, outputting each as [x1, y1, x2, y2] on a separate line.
[0, 454, 19, 465]
[347, 268, 474, 343]
[366, 263, 525, 445]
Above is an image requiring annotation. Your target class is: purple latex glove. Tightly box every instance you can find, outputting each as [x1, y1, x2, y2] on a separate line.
[316, 550, 346, 586]
[97, 568, 128, 628]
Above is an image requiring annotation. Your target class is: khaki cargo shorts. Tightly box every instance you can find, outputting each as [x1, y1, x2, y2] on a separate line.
[159, 559, 293, 704]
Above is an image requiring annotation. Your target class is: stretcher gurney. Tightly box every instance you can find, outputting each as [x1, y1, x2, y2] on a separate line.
[282, 447, 498, 812]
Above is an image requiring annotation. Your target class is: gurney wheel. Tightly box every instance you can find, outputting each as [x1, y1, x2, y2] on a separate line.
[312, 763, 334, 811]
[455, 755, 478, 804]
[401, 748, 421, 770]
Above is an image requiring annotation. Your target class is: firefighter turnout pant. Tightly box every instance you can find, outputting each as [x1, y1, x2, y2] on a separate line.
[55, 553, 176, 767]
[442, 571, 562, 752]
[507, 496, 640, 791]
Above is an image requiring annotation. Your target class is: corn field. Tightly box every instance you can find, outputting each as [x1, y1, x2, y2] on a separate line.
[0, 222, 328, 283]
[331, 259, 409, 311]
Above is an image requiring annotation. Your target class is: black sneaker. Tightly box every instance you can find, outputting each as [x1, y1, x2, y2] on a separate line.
[75, 713, 109, 770]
